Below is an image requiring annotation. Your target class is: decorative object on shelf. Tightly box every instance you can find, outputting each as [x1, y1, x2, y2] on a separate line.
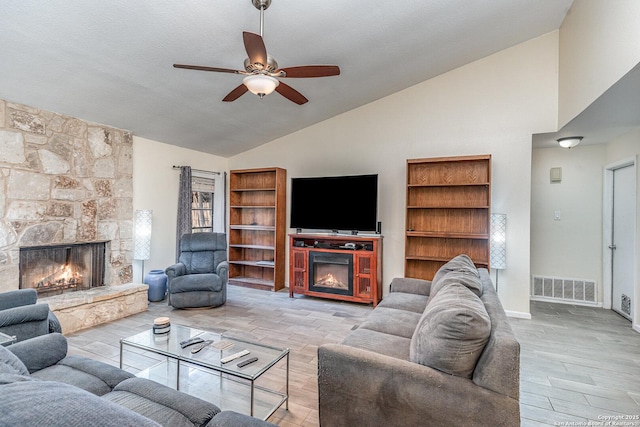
[134, 209, 153, 282]
[144, 269, 168, 302]
[490, 213, 507, 290]
[153, 316, 171, 334]
[556, 136, 583, 149]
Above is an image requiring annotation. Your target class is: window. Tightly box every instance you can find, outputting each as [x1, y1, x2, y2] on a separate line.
[191, 176, 215, 233]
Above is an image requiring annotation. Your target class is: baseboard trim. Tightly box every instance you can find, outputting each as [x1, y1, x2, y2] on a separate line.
[505, 310, 531, 320]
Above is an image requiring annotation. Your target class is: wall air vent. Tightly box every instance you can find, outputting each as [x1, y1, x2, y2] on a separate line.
[531, 275, 597, 305]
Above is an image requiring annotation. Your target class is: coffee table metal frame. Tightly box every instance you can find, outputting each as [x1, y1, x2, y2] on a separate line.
[0, 331, 16, 347]
[119, 324, 289, 420]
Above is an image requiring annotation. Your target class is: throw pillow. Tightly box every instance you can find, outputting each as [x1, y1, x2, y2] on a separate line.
[429, 269, 483, 301]
[410, 282, 491, 378]
[431, 254, 478, 287]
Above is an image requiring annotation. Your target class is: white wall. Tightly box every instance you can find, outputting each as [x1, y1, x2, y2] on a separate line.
[229, 33, 560, 316]
[132, 136, 228, 282]
[559, 0, 640, 127]
[530, 144, 606, 299]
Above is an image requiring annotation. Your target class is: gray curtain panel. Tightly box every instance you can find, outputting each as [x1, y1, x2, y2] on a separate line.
[176, 166, 192, 262]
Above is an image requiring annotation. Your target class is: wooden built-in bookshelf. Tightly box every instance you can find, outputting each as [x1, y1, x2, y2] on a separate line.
[228, 167, 286, 291]
[405, 155, 491, 280]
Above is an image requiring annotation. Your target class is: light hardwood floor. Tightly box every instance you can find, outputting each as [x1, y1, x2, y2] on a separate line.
[66, 286, 640, 426]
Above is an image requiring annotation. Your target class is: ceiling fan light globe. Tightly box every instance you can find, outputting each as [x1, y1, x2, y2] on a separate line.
[243, 74, 279, 97]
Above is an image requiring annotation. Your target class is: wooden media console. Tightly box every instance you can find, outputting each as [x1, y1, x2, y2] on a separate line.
[289, 234, 382, 306]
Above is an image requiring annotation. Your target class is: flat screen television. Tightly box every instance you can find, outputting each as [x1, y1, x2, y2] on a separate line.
[290, 174, 378, 233]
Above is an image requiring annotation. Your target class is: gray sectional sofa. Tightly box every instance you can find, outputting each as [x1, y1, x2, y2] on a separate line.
[0, 288, 61, 342]
[318, 254, 521, 427]
[0, 333, 275, 427]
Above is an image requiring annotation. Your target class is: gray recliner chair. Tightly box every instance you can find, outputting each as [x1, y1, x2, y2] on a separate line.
[165, 232, 229, 309]
[0, 288, 62, 342]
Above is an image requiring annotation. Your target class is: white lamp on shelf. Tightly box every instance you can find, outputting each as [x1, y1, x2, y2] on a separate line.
[490, 213, 507, 290]
[133, 209, 152, 282]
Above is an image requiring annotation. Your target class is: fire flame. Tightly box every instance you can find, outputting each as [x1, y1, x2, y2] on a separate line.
[316, 273, 346, 289]
[36, 264, 83, 289]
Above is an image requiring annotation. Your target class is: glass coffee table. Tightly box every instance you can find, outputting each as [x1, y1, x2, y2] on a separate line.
[120, 324, 289, 420]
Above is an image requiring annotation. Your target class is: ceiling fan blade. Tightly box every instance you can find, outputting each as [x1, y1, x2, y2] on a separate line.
[173, 64, 243, 74]
[275, 82, 308, 105]
[222, 84, 249, 102]
[277, 65, 341, 78]
[243, 32, 268, 67]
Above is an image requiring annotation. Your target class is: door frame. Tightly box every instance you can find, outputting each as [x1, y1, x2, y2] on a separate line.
[602, 156, 637, 321]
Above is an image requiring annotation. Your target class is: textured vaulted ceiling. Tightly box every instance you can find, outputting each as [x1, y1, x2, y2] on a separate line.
[1, 0, 573, 157]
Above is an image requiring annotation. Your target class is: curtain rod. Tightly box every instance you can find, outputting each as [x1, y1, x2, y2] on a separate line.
[172, 165, 221, 175]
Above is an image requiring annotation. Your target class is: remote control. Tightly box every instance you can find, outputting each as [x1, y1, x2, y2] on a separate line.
[180, 337, 204, 348]
[190, 340, 213, 354]
[237, 357, 258, 368]
[220, 349, 250, 364]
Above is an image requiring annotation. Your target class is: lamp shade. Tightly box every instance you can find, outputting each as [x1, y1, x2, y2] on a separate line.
[490, 213, 506, 270]
[243, 74, 279, 96]
[133, 209, 152, 260]
[556, 136, 583, 149]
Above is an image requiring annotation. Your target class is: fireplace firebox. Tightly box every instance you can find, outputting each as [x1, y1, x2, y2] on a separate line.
[19, 241, 107, 298]
[309, 251, 353, 296]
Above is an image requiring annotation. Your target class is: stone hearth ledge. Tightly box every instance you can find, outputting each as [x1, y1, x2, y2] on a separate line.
[40, 283, 149, 334]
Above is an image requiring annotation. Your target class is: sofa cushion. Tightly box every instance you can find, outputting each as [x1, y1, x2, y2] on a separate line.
[0, 341, 29, 376]
[170, 274, 223, 293]
[32, 355, 134, 396]
[389, 277, 431, 296]
[376, 292, 429, 314]
[342, 328, 411, 360]
[410, 282, 491, 378]
[103, 377, 221, 427]
[0, 379, 161, 427]
[211, 411, 279, 427]
[358, 307, 422, 338]
[8, 332, 68, 373]
[431, 254, 479, 288]
[0, 303, 51, 342]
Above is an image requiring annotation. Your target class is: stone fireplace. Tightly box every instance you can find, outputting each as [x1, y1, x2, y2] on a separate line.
[0, 98, 147, 333]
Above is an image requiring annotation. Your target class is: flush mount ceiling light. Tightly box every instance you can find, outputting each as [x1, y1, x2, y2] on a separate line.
[556, 136, 583, 149]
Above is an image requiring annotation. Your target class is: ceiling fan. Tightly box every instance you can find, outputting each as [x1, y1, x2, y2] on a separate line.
[173, 0, 340, 105]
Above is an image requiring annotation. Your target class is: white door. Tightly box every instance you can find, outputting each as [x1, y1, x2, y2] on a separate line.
[611, 164, 635, 321]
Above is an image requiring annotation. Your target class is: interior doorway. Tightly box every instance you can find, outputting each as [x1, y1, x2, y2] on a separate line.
[603, 158, 637, 321]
